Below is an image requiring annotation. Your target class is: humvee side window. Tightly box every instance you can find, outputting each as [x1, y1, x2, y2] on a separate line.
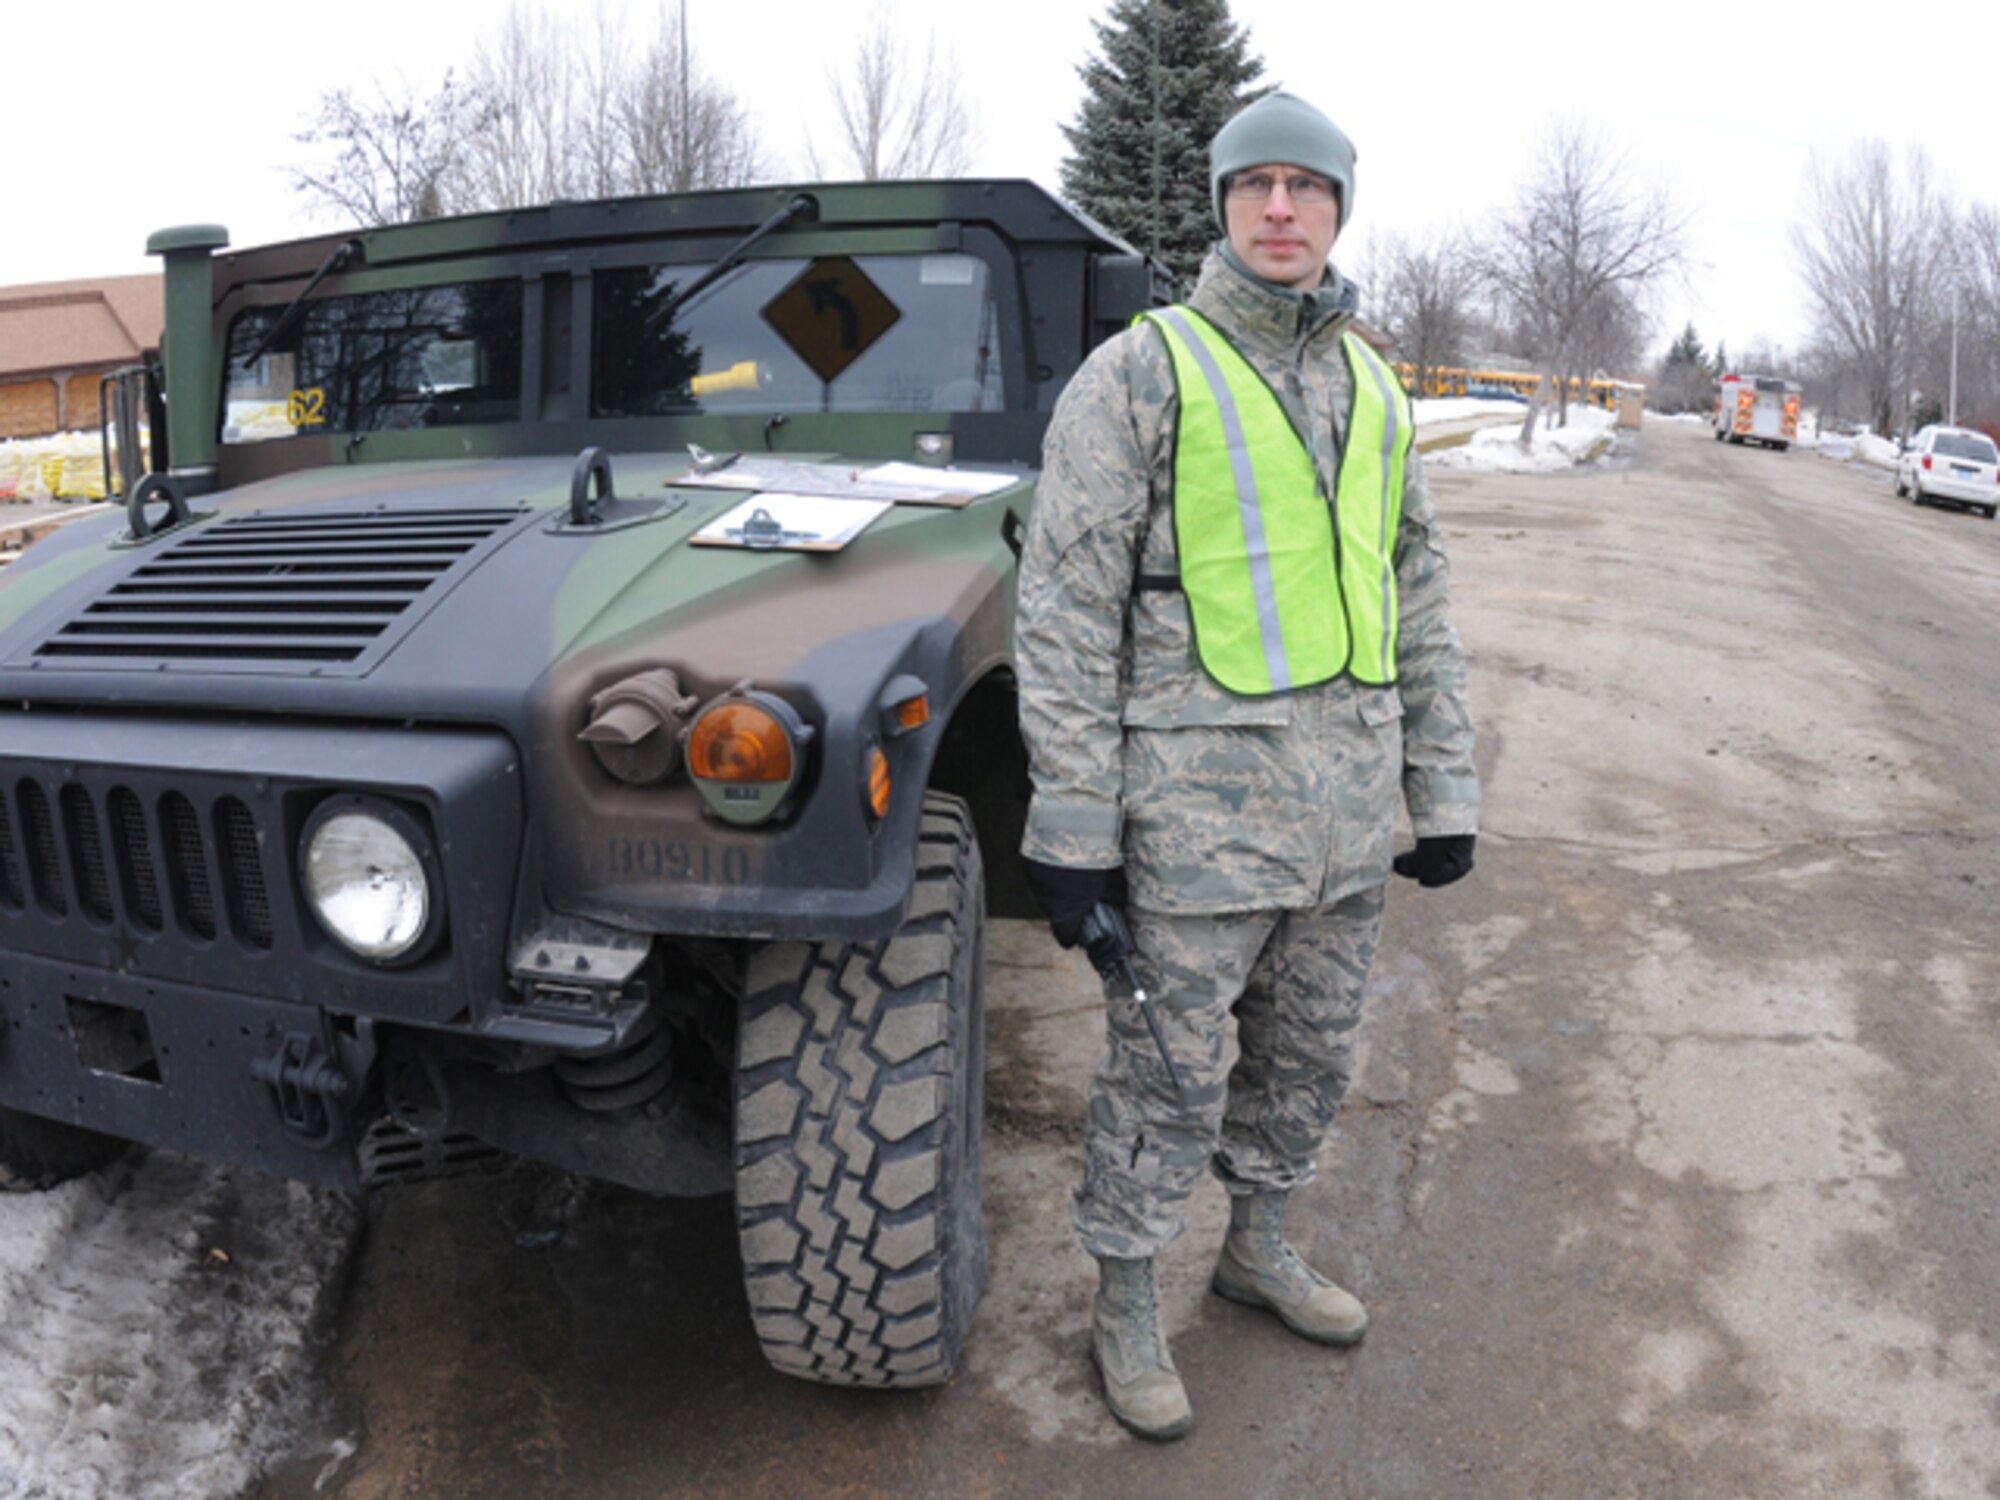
[221, 282, 525, 444]
[593, 253, 1004, 418]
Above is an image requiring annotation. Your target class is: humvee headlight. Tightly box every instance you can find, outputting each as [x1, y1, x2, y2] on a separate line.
[686, 691, 812, 826]
[301, 800, 439, 963]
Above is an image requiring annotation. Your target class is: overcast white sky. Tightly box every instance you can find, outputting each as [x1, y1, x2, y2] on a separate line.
[7, 0, 1996, 366]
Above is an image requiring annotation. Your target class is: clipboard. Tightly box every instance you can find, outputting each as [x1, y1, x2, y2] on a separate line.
[689, 492, 892, 552]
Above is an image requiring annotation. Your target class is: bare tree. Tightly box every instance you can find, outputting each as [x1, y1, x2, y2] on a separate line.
[1482, 121, 1687, 436]
[1959, 202, 2000, 427]
[810, 10, 975, 180]
[617, 6, 767, 193]
[296, 2, 770, 219]
[1792, 138, 1952, 438]
[456, 4, 584, 211]
[289, 73, 482, 226]
[1369, 227, 1480, 392]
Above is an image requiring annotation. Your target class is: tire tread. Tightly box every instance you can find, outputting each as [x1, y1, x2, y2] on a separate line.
[733, 792, 986, 1387]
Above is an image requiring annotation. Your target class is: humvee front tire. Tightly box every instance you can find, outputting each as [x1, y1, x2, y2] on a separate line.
[733, 792, 987, 1386]
[0, 1105, 124, 1192]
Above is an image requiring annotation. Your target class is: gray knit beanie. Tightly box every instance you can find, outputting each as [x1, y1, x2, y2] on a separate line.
[1210, 92, 1356, 228]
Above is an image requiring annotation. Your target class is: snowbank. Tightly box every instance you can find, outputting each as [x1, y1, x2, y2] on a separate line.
[1426, 405, 1619, 474]
[0, 1153, 359, 1498]
[1412, 396, 1531, 424]
[1815, 431, 1897, 468]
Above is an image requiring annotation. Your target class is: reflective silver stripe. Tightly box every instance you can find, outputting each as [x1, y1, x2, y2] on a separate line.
[1357, 341, 1401, 681]
[1159, 308, 1290, 693]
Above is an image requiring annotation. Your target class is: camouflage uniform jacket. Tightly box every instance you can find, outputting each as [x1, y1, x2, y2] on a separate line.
[1016, 248, 1479, 914]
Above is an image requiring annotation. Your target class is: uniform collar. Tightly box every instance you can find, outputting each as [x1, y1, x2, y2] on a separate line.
[1191, 244, 1357, 348]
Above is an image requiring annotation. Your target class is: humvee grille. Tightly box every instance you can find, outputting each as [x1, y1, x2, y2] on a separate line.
[19, 782, 65, 916]
[161, 792, 217, 941]
[30, 507, 530, 672]
[216, 797, 274, 950]
[109, 787, 163, 931]
[0, 775, 277, 951]
[61, 785, 113, 923]
[0, 794, 18, 907]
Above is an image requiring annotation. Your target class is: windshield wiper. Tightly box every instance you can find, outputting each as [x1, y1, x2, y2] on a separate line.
[657, 194, 818, 321]
[241, 237, 365, 367]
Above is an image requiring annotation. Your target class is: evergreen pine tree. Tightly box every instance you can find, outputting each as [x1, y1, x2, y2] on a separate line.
[1665, 321, 1706, 369]
[1059, 0, 1265, 289]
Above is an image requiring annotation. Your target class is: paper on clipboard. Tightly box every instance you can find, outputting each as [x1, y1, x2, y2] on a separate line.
[671, 454, 1018, 507]
[690, 492, 892, 552]
[859, 462, 1020, 499]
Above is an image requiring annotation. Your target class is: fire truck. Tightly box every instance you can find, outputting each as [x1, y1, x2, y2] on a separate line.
[1712, 372, 1802, 451]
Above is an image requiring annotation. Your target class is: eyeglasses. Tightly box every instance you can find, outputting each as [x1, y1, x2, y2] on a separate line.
[1224, 172, 1337, 205]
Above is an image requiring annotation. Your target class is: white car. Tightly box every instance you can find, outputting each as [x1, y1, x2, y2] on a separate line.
[1895, 425, 2000, 519]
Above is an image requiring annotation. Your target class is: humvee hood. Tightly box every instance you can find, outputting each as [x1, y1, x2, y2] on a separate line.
[0, 450, 1031, 733]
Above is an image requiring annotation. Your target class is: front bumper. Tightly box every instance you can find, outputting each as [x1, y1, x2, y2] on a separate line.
[0, 952, 374, 1188]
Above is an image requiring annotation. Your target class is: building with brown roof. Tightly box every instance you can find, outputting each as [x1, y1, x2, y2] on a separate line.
[0, 274, 163, 439]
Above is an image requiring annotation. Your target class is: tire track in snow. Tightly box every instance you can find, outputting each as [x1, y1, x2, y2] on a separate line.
[0, 1151, 360, 1499]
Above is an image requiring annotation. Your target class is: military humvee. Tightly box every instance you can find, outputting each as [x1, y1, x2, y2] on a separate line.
[0, 182, 1166, 1387]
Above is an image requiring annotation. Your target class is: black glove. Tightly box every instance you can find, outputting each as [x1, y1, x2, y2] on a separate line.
[1393, 834, 1476, 889]
[1021, 858, 1128, 960]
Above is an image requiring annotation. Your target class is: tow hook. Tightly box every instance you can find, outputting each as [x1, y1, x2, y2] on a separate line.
[250, 1033, 353, 1150]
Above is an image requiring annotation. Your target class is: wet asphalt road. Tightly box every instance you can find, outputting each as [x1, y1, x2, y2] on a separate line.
[264, 418, 2000, 1499]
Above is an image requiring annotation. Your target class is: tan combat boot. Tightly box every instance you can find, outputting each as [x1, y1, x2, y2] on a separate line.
[1211, 1190, 1368, 1346]
[1091, 1256, 1194, 1440]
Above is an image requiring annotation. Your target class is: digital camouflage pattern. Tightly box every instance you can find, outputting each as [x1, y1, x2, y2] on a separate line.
[1015, 245, 1478, 1261]
[1015, 248, 1480, 915]
[1075, 886, 1385, 1258]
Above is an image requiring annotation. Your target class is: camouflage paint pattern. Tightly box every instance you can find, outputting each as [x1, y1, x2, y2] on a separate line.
[1015, 248, 1480, 915]
[1074, 885, 1385, 1259]
[0, 180, 1151, 944]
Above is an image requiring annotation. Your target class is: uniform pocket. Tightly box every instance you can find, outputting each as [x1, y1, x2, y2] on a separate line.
[1355, 686, 1404, 727]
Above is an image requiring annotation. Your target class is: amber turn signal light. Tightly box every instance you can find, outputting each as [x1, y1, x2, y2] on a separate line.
[688, 701, 795, 782]
[685, 690, 813, 826]
[865, 746, 892, 820]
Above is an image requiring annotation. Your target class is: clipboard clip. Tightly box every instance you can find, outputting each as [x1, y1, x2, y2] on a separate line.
[728, 507, 817, 549]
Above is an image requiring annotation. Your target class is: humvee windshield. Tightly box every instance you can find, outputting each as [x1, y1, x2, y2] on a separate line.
[221, 281, 525, 444]
[592, 252, 1004, 418]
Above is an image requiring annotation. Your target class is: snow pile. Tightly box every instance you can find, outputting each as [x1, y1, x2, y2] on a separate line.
[1818, 431, 1897, 468]
[1427, 405, 1619, 473]
[1646, 410, 1709, 424]
[0, 1152, 360, 1498]
[1852, 433, 1898, 468]
[1412, 396, 1531, 424]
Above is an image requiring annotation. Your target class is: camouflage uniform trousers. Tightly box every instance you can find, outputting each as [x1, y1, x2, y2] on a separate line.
[1073, 884, 1387, 1260]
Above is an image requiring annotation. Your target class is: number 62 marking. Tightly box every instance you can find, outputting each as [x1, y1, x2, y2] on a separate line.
[286, 388, 326, 427]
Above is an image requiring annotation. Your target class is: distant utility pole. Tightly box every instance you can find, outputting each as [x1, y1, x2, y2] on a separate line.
[680, 0, 691, 191]
[1949, 284, 1959, 425]
[1149, 0, 1161, 261]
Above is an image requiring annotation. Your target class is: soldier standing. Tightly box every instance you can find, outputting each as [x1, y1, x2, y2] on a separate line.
[1015, 91, 1480, 1440]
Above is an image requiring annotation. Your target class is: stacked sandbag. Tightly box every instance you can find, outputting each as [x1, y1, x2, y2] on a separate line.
[0, 430, 131, 502]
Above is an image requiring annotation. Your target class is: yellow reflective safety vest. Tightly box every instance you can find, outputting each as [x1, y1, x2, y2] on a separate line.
[1140, 305, 1414, 695]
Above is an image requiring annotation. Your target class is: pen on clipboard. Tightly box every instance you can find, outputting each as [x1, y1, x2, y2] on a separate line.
[687, 443, 741, 477]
